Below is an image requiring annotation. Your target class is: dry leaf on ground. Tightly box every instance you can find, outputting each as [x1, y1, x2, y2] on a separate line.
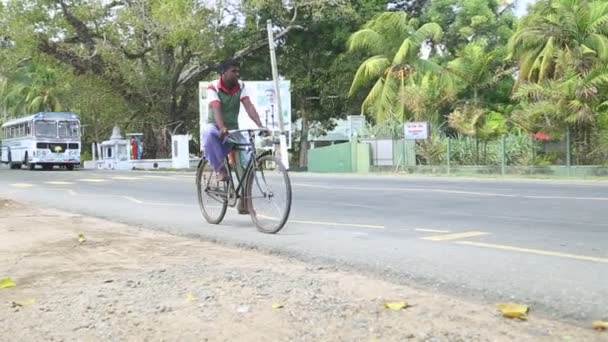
[186, 292, 198, 303]
[0, 277, 16, 289]
[11, 299, 36, 307]
[592, 321, 608, 331]
[497, 302, 529, 320]
[384, 301, 409, 310]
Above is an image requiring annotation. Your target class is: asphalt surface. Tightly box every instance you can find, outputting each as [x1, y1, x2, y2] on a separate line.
[1, 165, 607, 323]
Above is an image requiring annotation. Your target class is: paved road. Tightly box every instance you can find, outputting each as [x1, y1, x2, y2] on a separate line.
[1, 165, 607, 322]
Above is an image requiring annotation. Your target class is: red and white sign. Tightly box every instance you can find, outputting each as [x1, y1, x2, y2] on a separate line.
[404, 121, 428, 140]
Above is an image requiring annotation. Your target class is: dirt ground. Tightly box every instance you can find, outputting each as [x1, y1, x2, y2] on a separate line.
[0, 199, 605, 341]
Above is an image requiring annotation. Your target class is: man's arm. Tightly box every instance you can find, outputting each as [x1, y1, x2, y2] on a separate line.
[208, 84, 228, 136]
[242, 97, 264, 128]
[210, 102, 227, 132]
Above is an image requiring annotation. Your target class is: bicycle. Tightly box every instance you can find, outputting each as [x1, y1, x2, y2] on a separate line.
[195, 128, 292, 234]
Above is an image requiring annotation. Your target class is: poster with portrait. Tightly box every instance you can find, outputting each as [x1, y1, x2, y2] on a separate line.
[199, 80, 292, 149]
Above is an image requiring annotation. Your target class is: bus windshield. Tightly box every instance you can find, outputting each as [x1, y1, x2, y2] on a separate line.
[35, 120, 57, 138]
[58, 121, 80, 138]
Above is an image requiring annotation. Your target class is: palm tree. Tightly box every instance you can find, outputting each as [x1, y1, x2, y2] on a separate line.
[507, 0, 608, 85]
[400, 71, 457, 125]
[347, 12, 442, 122]
[512, 63, 608, 162]
[444, 40, 511, 163]
[21, 63, 67, 113]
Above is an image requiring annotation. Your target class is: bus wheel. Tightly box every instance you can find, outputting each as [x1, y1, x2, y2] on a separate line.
[42, 164, 53, 171]
[9, 154, 20, 169]
[24, 153, 35, 170]
[66, 164, 75, 171]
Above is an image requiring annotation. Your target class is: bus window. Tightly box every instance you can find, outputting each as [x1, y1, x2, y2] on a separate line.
[35, 120, 57, 138]
[58, 121, 80, 138]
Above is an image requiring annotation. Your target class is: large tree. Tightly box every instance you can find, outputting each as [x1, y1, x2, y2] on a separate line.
[0, 0, 325, 157]
[422, 0, 515, 57]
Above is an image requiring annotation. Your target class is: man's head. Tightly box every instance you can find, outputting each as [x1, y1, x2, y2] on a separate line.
[219, 59, 240, 88]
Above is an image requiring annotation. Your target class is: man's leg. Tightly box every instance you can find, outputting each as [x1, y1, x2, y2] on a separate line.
[234, 133, 251, 214]
[203, 125, 230, 180]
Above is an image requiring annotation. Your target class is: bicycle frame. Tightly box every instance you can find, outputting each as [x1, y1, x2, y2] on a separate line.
[222, 129, 273, 203]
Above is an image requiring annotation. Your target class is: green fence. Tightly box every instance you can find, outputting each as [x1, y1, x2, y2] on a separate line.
[308, 142, 370, 173]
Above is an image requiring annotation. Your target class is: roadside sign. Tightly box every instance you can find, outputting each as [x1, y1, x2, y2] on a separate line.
[404, 121, 428, 140]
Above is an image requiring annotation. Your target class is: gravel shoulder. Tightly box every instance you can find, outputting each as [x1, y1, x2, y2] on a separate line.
[0, 199, 604, 341]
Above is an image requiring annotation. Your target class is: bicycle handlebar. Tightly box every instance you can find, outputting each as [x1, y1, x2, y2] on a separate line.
[227, 128, 269, 135]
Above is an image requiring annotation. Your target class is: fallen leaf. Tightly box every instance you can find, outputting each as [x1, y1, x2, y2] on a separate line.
[384, 301, 409, 310]
[497, 302, 529, 320]
[272, 303, 284, 309]
[593, 321, 608, 331]
[11, 299, 36, 307]
[186, 292, 198, 303]
[0, 277, 16, 289]
[78, 233, 86, 243]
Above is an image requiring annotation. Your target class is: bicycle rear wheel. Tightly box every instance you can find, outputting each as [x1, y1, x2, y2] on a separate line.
[245, 153, 292, 234]
[196, 159, 228, 224]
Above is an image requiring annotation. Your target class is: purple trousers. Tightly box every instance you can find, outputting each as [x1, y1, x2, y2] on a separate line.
[202, 124, 248, 173]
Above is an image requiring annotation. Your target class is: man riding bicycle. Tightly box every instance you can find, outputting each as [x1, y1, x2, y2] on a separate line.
[203, 59, 266, 214]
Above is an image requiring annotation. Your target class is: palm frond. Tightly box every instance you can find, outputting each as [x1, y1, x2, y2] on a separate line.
[408, 22, 442, 46]
[361, 77, 384, 115]
[392, 39, 412, 65]
[349, 55, 390, 97]
[365, 12, 410, 36]
[587, 2, 608, 33]
[347, 29, 384, 55]
[584, 33, 608, 61]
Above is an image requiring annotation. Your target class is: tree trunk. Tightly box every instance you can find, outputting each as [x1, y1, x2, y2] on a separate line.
[298, 112, 309, 168]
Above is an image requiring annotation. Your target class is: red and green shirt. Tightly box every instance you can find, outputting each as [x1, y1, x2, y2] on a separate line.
[207, 78, 250, 130]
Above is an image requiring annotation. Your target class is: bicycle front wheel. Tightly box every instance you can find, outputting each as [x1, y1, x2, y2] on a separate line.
[196, 159, 228, 224]
[245, 153, 292, 234]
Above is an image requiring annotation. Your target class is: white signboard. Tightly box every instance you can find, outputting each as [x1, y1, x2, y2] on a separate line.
[347, 115, 365, 141]
[404, 121, 428, 140]
[199, 80, 292, 149]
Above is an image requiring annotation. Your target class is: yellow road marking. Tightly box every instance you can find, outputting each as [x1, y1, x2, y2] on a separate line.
[415, 228, 451, 233]
[9, 183, 34, 188]
[456, 241, 608, 264]
[77, 179, 107, 183]
[45, 181, 74, 185]
[422, 231, 489, 241]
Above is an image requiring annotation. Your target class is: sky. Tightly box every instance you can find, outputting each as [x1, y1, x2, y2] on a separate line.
[514, 0, 537, 17]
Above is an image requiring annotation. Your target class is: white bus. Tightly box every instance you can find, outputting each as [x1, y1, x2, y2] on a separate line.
[0, 112, 81, 170]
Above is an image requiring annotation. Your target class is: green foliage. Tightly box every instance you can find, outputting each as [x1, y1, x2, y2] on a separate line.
[348, 11, 444, 122]
[423, 0, 516, 56]
[446, 133, 538, 166]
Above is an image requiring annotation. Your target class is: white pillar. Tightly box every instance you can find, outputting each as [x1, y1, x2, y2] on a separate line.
[172, 135, 190, 168]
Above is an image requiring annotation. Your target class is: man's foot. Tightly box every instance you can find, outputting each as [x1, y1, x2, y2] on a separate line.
[217, 169, 229, 182]
[237, 200, 249, 215]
